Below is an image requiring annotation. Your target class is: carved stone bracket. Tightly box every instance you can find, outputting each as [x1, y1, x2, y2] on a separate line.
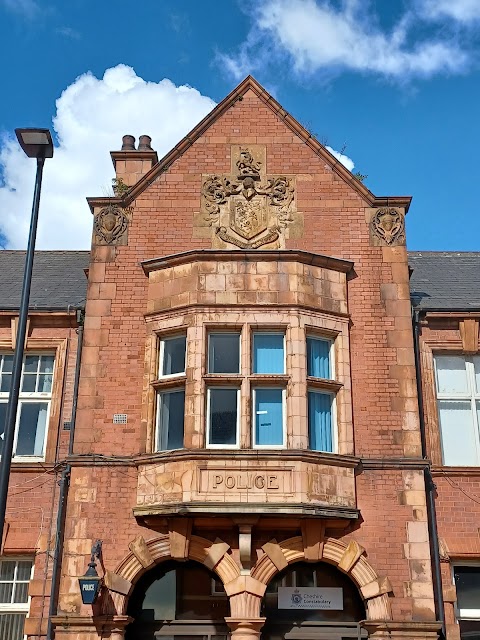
[370, 207, 405, 246]
[93, 203, 131, 245]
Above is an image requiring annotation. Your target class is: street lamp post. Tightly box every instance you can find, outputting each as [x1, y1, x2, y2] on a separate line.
[0, 128, 54, 544]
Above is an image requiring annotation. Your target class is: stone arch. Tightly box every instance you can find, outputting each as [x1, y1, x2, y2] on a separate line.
[108, 533, 241, 615]
[251, 536, 393, 621]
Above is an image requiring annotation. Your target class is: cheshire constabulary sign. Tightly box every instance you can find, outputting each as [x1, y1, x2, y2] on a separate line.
[278, 587, 343, 610]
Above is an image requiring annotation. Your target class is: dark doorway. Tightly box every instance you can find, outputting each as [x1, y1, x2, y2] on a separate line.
[126, 560, 230, 640]
[261, 562, 366, 640]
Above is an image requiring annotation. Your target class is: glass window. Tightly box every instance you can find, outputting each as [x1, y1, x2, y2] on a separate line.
[434, 356, 480, 465]
[454, 566, 480, 639]
[157, 389, 185, 451]
[160, 335, 186, 377]
[208, 334, 240, 374]
[254, 388, 284, 446]
[0, 354, 54, 459]
[0, 558, 33, 640]
[307, 337, 331, 379]
[308, 391, 334, 452]
[207, 388, 239, 447]
[253, 333, 284, 374]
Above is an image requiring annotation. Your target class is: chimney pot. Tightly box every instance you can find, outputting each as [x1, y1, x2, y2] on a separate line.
[121, 135, 136, 151]
[138, 135, 153, 151]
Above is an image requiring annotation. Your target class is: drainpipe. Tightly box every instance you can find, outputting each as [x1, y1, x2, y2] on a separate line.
[46, 308, 84, 640]
[412, 308, 446, 639]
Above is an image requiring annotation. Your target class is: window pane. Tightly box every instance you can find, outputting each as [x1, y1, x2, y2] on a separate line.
[161, 336, 186, 376]
[474, 356, 480, 395]
[459, 620, 480, 640]
[0, 403, 6, 457]
[15, 402, 48, 457]
[253, 334, 284, 374]
[308, 391, 333, 452]
[307, 337, 331, 379]
[16, 562, 32, 582]
[1, 356, 13, 373]
[39, 356, 55, 374]
[255, 388, 284, 446]
[141, 567, 176, 620]
[435, 356, 468, 394]
[0, 583, 13, 603]
[13, 582, 28, 604]
[0, 613, 26, 640]
[455, 566, 480, 610]
[0, 561, 15, 582]
[208, 334, 240, 374]
[158, 390, 185, 450]
[209, 389, 238, 445]
[38, 374, 53, 393]
[0, 355, 12, 393]
[439, 400, 478, 465]
[24, 355, 38, 374]
[21, 374, 36, 393]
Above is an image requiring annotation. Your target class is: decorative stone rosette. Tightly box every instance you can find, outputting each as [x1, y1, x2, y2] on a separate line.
[93, 203, 131, 245]
[369, 207, 405, 246]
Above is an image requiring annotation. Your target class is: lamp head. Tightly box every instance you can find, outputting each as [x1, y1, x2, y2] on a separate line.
[15, 128, 54, 159]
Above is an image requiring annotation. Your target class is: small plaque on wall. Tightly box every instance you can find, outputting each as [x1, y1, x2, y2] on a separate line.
[278, 587, 343, 610]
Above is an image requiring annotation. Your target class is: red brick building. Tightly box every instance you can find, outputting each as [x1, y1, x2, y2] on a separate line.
[1, 77, 478, 640]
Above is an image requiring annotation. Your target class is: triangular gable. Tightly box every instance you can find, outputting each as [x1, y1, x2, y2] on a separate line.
[87, 75, 411, 212]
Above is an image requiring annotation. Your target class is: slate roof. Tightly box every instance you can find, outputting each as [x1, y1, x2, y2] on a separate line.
[409, 251, 480, 311]
[0, 251, 89, 311]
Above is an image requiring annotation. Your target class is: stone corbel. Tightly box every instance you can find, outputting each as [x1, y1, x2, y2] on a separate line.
[234, 517, 258, 574]
[459, 319, 479, 354]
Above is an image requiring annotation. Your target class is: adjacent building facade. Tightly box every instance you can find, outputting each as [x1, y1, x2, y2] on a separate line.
[0, 77, 478, 640]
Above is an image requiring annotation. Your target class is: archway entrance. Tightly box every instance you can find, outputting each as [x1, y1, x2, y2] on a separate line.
[125, 560, 231, 640]
[261, 562, 366, 640]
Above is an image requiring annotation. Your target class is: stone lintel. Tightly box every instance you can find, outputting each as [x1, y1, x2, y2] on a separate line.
[128, 535, 155, 568]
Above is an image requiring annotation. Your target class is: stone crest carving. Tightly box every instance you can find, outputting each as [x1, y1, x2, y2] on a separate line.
[370, 207, 405, 246]
[199, 146, 298, 249]
[93, 203, 130, 245]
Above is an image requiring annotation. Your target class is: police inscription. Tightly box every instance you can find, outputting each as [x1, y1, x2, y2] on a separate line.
[199, 468, 293, 493]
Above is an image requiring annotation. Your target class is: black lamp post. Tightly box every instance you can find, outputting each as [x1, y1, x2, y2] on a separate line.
[79, 540, 103, 605]
[0, 128, 54, 544]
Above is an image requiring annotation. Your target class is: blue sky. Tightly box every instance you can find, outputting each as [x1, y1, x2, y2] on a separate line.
[1, 0, 480, 251]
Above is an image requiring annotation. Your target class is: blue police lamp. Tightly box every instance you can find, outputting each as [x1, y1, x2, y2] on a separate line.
[78, 540, 103, 605]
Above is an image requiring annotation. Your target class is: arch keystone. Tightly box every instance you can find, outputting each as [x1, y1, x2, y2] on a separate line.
[338, 540, 365, 573]
[168, 518, 192, 559]
[204, 538, 231, 571]
[128, 535, 154, 568]
[261, 540, 288, 572]
[301, 520, 325, 561]
[360, 576, 393, 600]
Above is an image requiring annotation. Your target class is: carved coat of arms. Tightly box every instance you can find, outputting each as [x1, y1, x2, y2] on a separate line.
[200, 147, 296, 249]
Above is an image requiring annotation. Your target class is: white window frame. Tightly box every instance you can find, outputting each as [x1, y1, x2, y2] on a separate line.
[155, 387, 185, 452]
[0, 557, 34, 640]
[158, 334, 186, 379]
[252, 332, 286, 375]
[307, 388, 338, 454]
[207, 332, 241, 374]
[252, 386, 287, 449]
[306, 335, 334, 380]
[434, 355, 480, 465]
[0, 354, 55, 462]
[452, 563, 480, 620]
[206, 387, 240, 449]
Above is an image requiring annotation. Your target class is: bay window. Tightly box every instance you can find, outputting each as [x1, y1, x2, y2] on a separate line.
[434, 355, 480, 466]
[0, 354, 54, 460]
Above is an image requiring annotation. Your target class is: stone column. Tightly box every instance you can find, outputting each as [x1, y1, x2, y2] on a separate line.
[225, 618, 266, 640]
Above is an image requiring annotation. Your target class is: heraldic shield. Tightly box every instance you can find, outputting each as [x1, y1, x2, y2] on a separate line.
[230, 196, 268, 240]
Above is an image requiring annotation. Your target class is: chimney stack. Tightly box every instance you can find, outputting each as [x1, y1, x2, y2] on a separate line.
[110, 134, 158, 188]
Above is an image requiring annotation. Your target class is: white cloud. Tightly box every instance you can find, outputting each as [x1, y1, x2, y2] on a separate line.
[0, 65, 216, 249]
[1, 0, 39, 17]
[418, 0, 480, 23]
[219, 0, 469, 80]
[326, 146, 354, 172]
